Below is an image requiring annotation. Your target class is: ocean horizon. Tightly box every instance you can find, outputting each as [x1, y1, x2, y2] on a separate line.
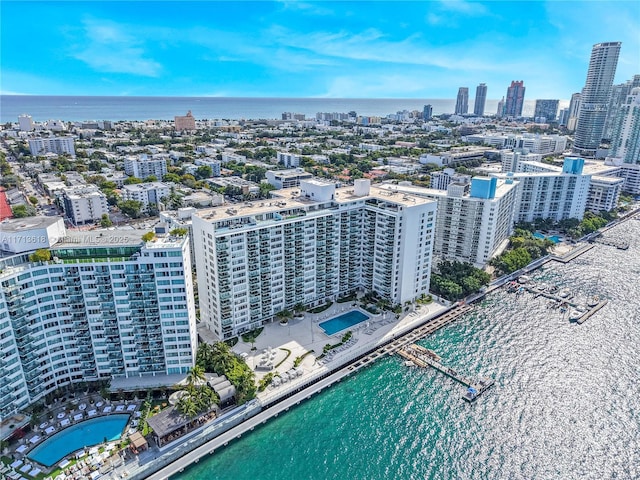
[0, 95, 566, 123]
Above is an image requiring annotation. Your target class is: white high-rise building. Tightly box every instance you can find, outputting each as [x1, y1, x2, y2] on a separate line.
[28, 136, 75, 157]
[378, 178, 519, 267]
[124, 155, 168, 180]
[608, 87, 640, 164]
[586, 176, 624, 213]
[500, 149, 543, 173]
[193, 179, 437, 340]
[18, 114, 34, 132]
[0, 229, 197, 417]
[495, 158, 592, 222]
[574, 42, 622, 156]
[603, 75, 640, 140]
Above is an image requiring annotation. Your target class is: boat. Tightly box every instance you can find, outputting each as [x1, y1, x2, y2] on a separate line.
[403, 360, 415, 367]
[587, 296, 600, 308]
[558, 288, 572, 299]
[569, 306, 587, 322]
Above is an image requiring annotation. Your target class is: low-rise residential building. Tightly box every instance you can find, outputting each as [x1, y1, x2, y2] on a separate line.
[62, 185, 109, 225]
[207, 177, 260, 195]
[277, 152, 301, 168]
[265, 168, 313, 189]
[122, 182, 172, 212]
[192, 179, 437, 340]
[0, 229, 197, 416]
[429, 168, 471, 190]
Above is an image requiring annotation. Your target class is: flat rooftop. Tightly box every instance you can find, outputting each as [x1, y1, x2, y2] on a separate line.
[1, 216, 62, 232]
[194, 184, 435, 220]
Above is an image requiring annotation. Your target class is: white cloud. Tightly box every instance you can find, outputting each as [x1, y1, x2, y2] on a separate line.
[71, 19, 162, 77]
[436, 0, 489, 16]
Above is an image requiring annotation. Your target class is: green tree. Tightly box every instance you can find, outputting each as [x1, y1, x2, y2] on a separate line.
[186, 365, 207, 387]
[118, 200, 143, 218]
[195, 165, 213, 180]
[28, 195, 38, 206]
[29, 249, 51, 262]
[124, 176, 143, 185]
[141, 231, 155, 242]
[12, 204, 36, 218]
[170, 227, 188, 237]
[100, 213, 113, 228]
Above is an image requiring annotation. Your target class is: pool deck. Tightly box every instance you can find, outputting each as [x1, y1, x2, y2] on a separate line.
[229, 300, 449, 393]
[6, 395, 141, 476]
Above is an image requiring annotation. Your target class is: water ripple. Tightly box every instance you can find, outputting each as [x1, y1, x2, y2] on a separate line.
[174, 220, 640, 480]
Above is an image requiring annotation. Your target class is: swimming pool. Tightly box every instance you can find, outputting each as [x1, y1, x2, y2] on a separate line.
[28, 414, 129, 467]
[319, 310, 370, 335]
[533, 232, 561, 243]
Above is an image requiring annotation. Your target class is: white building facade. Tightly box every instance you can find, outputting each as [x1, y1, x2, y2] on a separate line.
[0, 232, 197, 417]
[122, 182, 172, 212]
[62, 185, 109, 225]
[378, 178, 518, 267]
[28, 136, 75, 157]
[124, 155, 169, 180]
[193, 180, 437, 340]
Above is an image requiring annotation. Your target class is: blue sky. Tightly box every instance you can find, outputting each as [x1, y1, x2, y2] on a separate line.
[1, 1, 639, 99]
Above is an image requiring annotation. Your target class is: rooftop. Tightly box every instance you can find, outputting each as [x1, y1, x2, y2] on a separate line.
[0, 216, 63, 233]
[194, 184, 434, 221]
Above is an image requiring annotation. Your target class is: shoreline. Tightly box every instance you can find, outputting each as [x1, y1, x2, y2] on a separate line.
[121, 211, 640, 480]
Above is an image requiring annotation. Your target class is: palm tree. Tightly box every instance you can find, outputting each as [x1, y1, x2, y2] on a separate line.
[177, 396, 199, 419]
[186, 365, 206, 387]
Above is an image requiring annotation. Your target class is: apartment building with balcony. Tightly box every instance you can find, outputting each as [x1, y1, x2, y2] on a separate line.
[61, 185, 109, 225]
[0, 229, 197, 417]
[378, 177, 519, 267]
[192, 179, 437, 340]
[124, 154, 169, 180]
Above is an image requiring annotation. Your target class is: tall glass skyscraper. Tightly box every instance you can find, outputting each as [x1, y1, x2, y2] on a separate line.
[504, 81, 526, 117]
[573, 41, 622, 156]
[455, 87, 469, 115]
[474, 83, 487, 116]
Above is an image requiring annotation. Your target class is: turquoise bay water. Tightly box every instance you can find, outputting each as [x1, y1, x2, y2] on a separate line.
[319, 311, 370, 335]
[29, 414, 129, 467]
[175, 220, 640, 480]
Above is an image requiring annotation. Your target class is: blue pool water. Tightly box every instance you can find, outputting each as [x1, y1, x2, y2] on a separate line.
[533, 232, 561, 243]
[28, 414, 129, 467]
[319, 310, 370, 335]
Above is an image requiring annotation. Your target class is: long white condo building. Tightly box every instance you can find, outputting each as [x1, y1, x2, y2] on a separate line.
[193, 179, 437, 340]
[0, 225, 197, 416]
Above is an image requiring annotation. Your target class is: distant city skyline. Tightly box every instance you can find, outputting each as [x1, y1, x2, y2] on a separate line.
[1, 1, 639, 98]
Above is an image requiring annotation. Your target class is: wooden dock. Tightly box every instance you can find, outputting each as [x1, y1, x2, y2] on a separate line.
[397, 344, 494, 401]
[576, 299, 608, 325]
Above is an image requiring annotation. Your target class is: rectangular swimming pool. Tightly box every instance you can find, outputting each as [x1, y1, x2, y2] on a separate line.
[319, 310, 370, 336]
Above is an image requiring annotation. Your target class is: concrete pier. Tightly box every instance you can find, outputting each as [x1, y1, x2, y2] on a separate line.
[397, 344, 494, 401]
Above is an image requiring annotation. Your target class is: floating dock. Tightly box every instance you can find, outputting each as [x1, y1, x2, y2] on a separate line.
[576, 299, 608, 325]
[397, 344, 494, 402]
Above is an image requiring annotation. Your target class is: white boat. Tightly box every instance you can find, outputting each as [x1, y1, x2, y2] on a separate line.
[569, 307, 587, 322]
[587, 296, 600, 307]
